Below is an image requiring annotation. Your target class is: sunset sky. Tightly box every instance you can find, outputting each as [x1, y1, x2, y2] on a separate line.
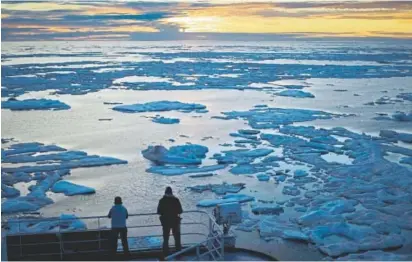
[2, 0, 412, 41]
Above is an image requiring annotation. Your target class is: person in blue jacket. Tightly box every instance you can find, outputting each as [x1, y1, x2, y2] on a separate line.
[108, 196, 130, 256]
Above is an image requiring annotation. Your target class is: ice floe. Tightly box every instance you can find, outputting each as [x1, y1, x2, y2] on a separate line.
[112, 101, 206, 113]
[215, 107, 346, 129]
[392, 111, 412, 122]
[142, 144, 208, 165]
[276, 90, 315, 98]
[197, 194, 254, 207]
[51, 181, 96, 196]
[251, 204, 284, 215]
[379, 130, 412, 143]
[187, 182, 245, 195]
[396, 92, 412, 102]
[152, 116, 180, 124]
[1, 141, 127, 213]
[147, 164, 226, 176]
[2, 98, 70, 111]
[334, 250, 409, 261]
[6, 214, 86, 234]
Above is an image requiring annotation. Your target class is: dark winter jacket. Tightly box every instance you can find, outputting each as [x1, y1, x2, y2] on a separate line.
[157, 194, 183, 223]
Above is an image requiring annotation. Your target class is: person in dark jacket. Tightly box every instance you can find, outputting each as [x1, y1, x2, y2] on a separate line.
[157, 187, 183, 257]
[108, 196, 130, 257]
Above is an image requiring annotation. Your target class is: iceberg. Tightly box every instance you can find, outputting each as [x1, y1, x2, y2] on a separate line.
[51, 181, 95, 196]
[277, 90, 315, 98]
[112, 101, 206, 113]
[1, 98, 70, 111]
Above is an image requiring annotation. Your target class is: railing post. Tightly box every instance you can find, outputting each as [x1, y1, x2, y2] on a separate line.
[18, 221, 22, 259]
[2, 230, 8, 261]
[98, 217, 101, 250]
[220, 233, 224, 261]
[208, 217, 213, 260]
[59, 217, 63, 261]
[196, 245, 200, 261]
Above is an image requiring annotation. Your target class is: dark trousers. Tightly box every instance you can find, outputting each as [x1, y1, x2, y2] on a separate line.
[161, 218, 182, 256]
[111, 228, 129, 255]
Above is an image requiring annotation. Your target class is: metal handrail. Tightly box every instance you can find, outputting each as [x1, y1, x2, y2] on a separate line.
[3, 210, 217, 236]
[2, 210, 226, 261]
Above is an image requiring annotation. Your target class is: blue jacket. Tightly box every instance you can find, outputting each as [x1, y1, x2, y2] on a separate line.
[108, 204, 128, 228]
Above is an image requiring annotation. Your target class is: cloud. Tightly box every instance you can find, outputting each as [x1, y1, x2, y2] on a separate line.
[2, 0, 412, 40]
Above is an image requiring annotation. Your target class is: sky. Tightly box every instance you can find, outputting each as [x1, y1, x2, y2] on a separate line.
[1, 0, 412, 41]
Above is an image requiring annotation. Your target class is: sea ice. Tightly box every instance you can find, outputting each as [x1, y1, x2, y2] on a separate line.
[335, 250, 409, 261]
[259, 216, 308, 241]
[238, 129, 260, 135]
[257, 174, 270, 181]
[282, 185, 301, 196]
[142, 144, 208, 165]
[2, 142, 65, 157]
[188, 182, 245, 195]
[379, 130, 412, 143]
[216, 107, 343, 129]
[113, 101, 206, 113]
[213, 148, 273, 164]
[2, 156, 127, 173]
[1, 142, 127, 213]
[392, 111, 412, 122]
[2, 98, 70, 111]
[188, 173, 215, 178]
[51, 181, 95, 196]
[147, 164, 226, 176]
[1, 184, 20, 198]
[400, 157, 412, 166]
[277, 90, 315, 98]
[251, 204, 284, 215]
[230, 163, 272, 175]
[6, 214, 86, 234]
[308, 222, 404, 257]
[396, 93, 412, 102]
[197, 194, 255, 207]
[294, 170, 308, 178]
[152, 116, 180, 124]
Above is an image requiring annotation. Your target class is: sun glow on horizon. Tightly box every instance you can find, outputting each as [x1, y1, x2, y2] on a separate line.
[2, 0, 412, 40]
